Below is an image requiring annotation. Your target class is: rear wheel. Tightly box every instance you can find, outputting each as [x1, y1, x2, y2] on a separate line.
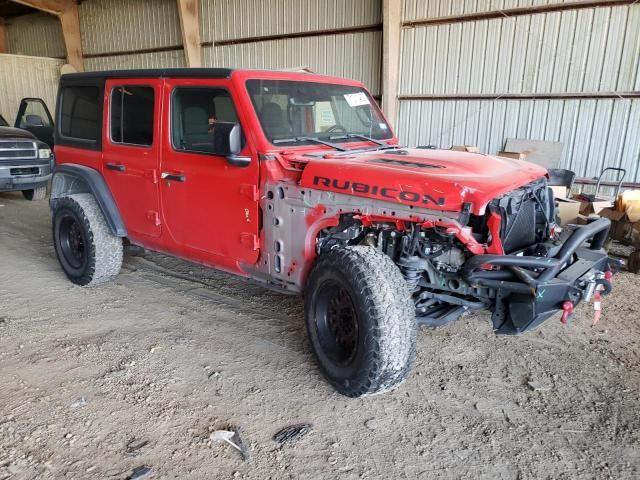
[304, 246, 416, 397]
[22, 184, 47, 201]
[52, 194, 123, 286]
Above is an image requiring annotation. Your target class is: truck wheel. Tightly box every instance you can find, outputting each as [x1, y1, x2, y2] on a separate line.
[304, 246, 416, 397]
[52, 193, 123, 286]
[22, 184, 47, 201]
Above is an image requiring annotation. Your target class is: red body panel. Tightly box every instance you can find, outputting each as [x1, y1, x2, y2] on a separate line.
[297, 148, 548, 215]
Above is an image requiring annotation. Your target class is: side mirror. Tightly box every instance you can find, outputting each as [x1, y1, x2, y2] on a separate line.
[212, 122, 251, 167]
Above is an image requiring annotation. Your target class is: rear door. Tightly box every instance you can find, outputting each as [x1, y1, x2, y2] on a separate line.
[102, 79, 162, 239]
[15, 98, 54, 146]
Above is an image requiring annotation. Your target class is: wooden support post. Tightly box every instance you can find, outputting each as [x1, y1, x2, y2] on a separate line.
[11, 0, 84, 71]
[177, 0, 202, 67]
[59, 4, 83, 71]
[0, 18, 7, 54]
[382, 0, 402, 129]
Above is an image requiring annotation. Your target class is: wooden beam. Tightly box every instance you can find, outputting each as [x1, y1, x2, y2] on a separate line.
[59, 3, 83, 71]
[382, 0, 402, 129]
[177, 0, 202, 67]
[11, 0, 74, 15]
[0, 18, 7, 54]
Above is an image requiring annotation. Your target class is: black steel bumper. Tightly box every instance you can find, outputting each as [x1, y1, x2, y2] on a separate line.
[463, 218, 614, 334]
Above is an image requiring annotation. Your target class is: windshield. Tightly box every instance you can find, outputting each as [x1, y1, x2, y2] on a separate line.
[246, 79, 392, 146]
[0, 114, 8, 127]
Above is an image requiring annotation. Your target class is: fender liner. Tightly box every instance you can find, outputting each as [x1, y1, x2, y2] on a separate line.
[50, 164, 127, 237]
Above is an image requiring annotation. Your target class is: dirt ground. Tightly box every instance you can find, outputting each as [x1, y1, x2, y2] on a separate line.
[1, 191, 639, 480]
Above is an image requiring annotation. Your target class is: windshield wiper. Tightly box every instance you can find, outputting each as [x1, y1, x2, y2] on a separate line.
[329, 133, 386, 146]
[272, 136, 347, 151]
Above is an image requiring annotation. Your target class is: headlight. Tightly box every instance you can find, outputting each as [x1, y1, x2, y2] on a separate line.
[38, 148, 52, 159]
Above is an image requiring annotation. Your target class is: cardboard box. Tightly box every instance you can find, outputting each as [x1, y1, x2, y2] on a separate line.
[556, 197, 581, 225]
[496, 151, 528, 161]
[578, 198, 614, 216]
[550, 185, 568, 199]
[451, 145, 480, 153]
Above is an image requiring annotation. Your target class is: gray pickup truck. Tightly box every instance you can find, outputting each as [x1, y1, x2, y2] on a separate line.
[0, 99, 55, 200]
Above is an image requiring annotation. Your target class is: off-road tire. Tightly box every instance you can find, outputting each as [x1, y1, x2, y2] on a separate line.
[22, 184, 47, 201]
[304, 246, 416, 397]
[52, 193, 123, 286]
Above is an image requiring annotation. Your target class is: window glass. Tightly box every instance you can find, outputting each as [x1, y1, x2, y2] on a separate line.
[60, 86, 100, 141]
[18, 100, 52, 128]
[172, 87, 239, 154]
[246, 79, 391, 146]
[0, 114, 8, 127]
[110, 86, 154, 146]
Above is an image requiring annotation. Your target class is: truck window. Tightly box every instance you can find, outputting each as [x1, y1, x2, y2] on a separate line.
[17, 100, 52, 128]
[110, 86, 154, 146]
[60, 86, 100, 141]
[171, 87, 239, 154]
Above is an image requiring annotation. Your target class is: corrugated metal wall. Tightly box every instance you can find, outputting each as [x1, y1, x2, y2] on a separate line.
[397, 2, 640, 181]
[201, 0, 382, 95]
[4, 0, 381, 93]
[0, 54, 63, 122]
[5, 12, 66, 58]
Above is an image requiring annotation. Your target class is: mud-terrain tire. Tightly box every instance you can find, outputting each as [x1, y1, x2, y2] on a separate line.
[22, 184, 47, 201]
[304, 246, 416, 397]
[52, 193, 123, 286]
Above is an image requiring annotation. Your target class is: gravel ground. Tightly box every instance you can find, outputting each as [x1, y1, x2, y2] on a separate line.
[1, 191, 639, 480]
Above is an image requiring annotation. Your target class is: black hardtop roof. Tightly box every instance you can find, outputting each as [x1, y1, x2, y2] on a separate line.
[60, 68, 233, 81]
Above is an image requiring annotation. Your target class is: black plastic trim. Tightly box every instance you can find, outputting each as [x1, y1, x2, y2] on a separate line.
[50, 164, 127, 237]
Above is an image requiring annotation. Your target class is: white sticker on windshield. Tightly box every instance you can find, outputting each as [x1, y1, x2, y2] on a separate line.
[379, 123, 388, 130]
[344, 92, 370, 107]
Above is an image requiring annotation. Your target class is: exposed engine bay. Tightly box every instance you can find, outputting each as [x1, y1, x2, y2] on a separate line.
[316, 179, 561, 327]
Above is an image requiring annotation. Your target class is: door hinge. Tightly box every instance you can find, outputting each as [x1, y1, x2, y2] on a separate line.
[239, 184, 259, 201]
[240, 232, 259, 250]
[147, 210, 161, 226]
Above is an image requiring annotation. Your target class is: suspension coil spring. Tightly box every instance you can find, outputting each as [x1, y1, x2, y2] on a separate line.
[399, 264, 421, 292]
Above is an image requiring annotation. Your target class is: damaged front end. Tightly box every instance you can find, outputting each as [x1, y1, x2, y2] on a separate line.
[314, 178, 617, 335]
[463, 217, 615, 334]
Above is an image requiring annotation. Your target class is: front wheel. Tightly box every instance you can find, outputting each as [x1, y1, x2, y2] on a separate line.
[22, 184, 47, 201]
[304, 246, 416, 397]
[52, 194, 123, 286]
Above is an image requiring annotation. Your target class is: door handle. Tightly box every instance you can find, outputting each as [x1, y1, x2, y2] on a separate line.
[161, 172, 186, 182]
[106, 163, 126, 172]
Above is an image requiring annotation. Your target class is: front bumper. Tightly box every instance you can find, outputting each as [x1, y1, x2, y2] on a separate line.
[0, 162, 52, 191]
[463, 218, 614, 334]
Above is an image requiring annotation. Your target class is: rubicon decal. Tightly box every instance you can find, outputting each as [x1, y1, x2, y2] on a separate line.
[313, 176, 445, 206]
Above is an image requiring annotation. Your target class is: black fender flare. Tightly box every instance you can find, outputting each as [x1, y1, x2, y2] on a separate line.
[50, 163, 127, 237]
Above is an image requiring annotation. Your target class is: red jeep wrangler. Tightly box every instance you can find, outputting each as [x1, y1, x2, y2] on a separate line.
[50, 68, 615, 397]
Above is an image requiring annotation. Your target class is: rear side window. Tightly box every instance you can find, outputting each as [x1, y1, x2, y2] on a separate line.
[60, 86, 100, 141]
[110, 86, 154, 146]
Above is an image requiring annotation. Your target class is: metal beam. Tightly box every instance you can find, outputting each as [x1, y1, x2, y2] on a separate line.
[0, 18, 6, 54]
[177, 0, 202, 67]
[382, 0, 402, 129]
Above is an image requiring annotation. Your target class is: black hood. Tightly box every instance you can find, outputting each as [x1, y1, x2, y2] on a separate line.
[0, 126, 35, 140]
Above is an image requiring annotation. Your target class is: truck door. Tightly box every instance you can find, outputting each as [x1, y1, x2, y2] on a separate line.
[159, 80, 260, 266]
[15, 98, 55, 146]
[102, 79, 161, 238]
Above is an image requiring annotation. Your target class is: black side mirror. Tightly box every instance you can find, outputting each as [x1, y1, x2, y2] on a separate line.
[211, 122, 250, 167]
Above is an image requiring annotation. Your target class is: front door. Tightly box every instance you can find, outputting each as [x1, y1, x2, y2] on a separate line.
[159, 80, 260, 266]
[102, 79, 161, 238]
[15, 98, 54, 146]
